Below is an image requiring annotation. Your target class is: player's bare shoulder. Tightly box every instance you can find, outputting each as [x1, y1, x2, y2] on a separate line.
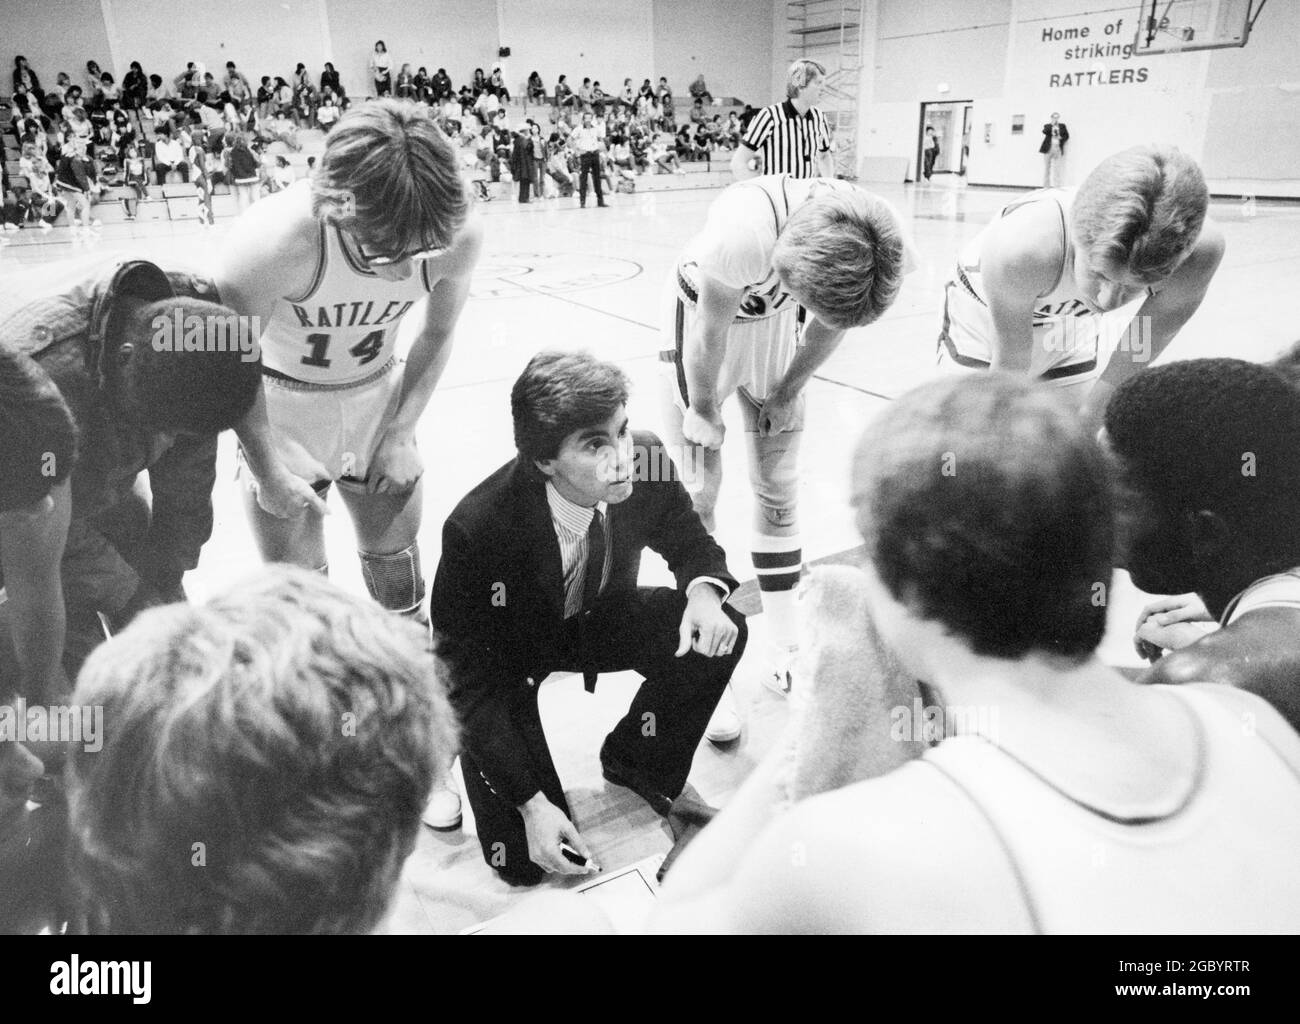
[983, 198, 1067, 296]
[214, 182, 322, 311]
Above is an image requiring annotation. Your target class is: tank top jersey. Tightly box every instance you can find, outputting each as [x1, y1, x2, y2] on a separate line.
[918, 683, 1300, 933]
[1221, 568, 1300, 625]
[938, 188, 1149, 381]
[677, 175, 805, 324]
[258, 216, 435, 385]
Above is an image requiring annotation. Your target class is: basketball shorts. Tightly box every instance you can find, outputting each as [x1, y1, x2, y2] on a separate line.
[659, 268, 802, 414]
[244, 357, 403, 493]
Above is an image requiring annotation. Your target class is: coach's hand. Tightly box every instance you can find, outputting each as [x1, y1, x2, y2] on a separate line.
[520, 794, 599, 876]
[757, 388, 801, 436]
[682, 408, 725, 450]
[677, 584, 739, 658]
[368, 432, 424, 495]
[254, 466, 329, 519]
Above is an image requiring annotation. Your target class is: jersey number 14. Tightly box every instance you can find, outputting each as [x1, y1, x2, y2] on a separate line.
[302, 329, 384, 369]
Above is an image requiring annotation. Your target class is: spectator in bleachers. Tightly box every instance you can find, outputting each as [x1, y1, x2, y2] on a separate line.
[54, 135, 98, 232]
[555, 74, 576, 112]
[370, 40, 392, 97]
[629, 127, 649, 173]
[412, 67, 432, 104]
[146, 74, 175, 111]
[183, 128, 215, 225]
[152, 126, 188, 185]
[471, 67, 487, 96]
[255, 75, 273, 119]
[591, 81, 607, 118]
[527, 71, 546, 105]
[320, 62, 346, 104]
[489, 65, 510, 103]
[651, 134, 683, 175]
[95, 71, 118, 107]
[473, 87, 500, 128]
[227, 131, 261, 213]
[122, 62, 148, 109]
[291, 64, 316, 125]
[12, 56, 44, 108]
[578, 77, 594, 111]
[615, 78, 634, 113]
[657, 77, 675, 126]
[432, 67, 453, 103]
[121, 142, 148, 219]
[317, 89, 340, 133]
[41, 71, 70, 118]
[396, 64, 415, 100]
[67, 566, 453, 935]
[268, 153, 294, 193]
[544, 134, 574, 197]
[17, 142, 61, 229]
[688, 73, 713, 107]
[83, 61, 104, 102]
[223, 62, 252, 106]
[272, 76, 293, 118]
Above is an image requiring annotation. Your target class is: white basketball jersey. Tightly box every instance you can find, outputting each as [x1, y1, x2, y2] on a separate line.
[922, 683, 1300, 933]
[938, 188, 1144, 383]
[258, 215, 433, 385]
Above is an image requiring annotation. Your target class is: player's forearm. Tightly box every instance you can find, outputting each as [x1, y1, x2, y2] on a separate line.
[233, 385, 283, 479]
[775, 322, 845, 397]
[386, 329, 455, 437]
[682, 323, 730, 414]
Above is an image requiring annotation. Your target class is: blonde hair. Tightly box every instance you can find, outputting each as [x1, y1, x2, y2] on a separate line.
[311, 98, 468, 253]
[1071, 145, 1208, 283]
[787, 59, 826, 99]
[772, 189, 906, 329]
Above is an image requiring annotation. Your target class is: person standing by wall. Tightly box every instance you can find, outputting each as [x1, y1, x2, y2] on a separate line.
[1040, 112, 1068, 187]
[922, 126, 939, 181]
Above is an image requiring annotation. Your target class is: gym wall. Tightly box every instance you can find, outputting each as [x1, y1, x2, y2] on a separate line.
[854, 0, 1300, 197]
[6, 0, 775, 113]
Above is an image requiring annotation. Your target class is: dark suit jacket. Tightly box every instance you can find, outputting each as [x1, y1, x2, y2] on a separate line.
[1039, 122, 1069, 154]
[431, 430, 736, 806]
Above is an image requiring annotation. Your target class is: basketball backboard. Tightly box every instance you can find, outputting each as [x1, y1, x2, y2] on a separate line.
[1132, 0, 1266, 55]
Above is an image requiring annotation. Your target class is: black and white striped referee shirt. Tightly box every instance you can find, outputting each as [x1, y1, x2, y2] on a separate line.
[741, 100, 831, 178]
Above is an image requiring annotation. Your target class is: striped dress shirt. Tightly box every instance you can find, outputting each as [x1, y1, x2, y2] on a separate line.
[741, 100, 831, 178]
[545, 481, 730, 618]
[547, 482, 612, 619]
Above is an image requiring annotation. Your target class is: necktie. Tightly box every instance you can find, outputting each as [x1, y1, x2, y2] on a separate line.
[581, 509, 605, 613]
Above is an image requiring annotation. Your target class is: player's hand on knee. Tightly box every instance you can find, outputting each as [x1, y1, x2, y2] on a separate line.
[757, 389, 801, 436]
[677, 586, 739, 658]
[254, 466, 329, 519]
[368, 433, 424, 495]
[520, 795, 599, 876]
[682, 408, 725, 450]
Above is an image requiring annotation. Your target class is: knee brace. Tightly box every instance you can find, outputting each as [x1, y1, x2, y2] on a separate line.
[360, 543, 425, 620]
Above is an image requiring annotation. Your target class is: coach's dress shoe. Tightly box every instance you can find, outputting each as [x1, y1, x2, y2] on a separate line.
[599, 740, 673, 817]
[421, 786, 463, 830]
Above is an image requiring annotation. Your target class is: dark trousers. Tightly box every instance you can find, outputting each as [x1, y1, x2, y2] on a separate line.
[578, 150, 604, 205]
[460, 586, 746, 884]
[517, 174, 531, 203]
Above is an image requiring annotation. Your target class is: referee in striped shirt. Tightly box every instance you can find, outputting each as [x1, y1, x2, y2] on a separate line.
[731, 59, 833, 180]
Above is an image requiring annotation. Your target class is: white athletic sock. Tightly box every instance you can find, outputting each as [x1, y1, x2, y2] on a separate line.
[752, 533, 801, 650]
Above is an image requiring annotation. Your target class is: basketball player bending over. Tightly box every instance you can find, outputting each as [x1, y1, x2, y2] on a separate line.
[660, 175, 911, 720]
[215, 99, 482, 828]
[936, 144, 1224, 426]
